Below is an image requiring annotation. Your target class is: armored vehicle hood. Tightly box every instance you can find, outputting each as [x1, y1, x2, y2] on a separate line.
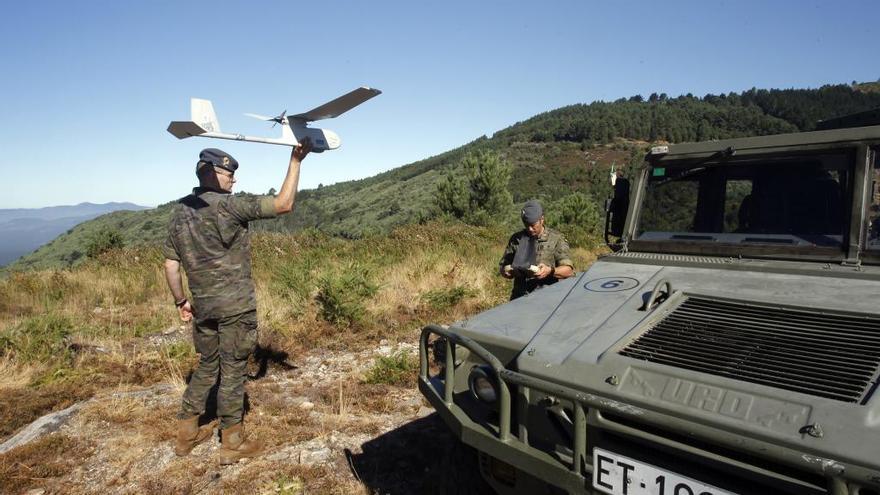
[457, 256, 880, 467]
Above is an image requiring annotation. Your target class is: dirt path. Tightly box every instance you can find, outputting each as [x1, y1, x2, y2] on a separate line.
[2, 338, 491, 495]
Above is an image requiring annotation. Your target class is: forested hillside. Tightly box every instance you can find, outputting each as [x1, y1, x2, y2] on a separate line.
[9, 83, 880, 271]
[259, 83, 880, 236]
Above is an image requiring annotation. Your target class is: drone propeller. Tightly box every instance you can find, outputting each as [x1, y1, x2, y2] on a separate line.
[244, 110, 287, 127]
[244, 112, 273, 121]
[274, 110, 287, 128]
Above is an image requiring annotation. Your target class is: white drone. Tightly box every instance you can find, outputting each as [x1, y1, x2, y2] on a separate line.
[167, 86, 381, 153]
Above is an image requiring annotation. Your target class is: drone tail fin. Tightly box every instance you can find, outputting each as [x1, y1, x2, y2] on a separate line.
[191, 98, 221, 133]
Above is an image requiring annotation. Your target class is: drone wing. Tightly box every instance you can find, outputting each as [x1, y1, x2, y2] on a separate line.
[291, 87, 381, 122]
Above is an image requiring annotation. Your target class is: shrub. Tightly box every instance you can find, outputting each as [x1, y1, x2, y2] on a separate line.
[315, 264, 378, 327]
[364, 352, 418, 386]
[274, 257, 319, 300]
[86, 228, 125, 258]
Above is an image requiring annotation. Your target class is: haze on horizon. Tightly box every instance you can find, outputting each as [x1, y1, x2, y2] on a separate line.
[0, 0, 877, 209]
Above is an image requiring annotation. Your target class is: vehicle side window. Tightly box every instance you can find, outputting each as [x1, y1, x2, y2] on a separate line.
[867, 148, 880, 250]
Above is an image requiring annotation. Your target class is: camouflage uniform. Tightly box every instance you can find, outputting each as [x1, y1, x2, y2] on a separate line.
[499, 227, 574, 300]
[164, 187, 277, 429]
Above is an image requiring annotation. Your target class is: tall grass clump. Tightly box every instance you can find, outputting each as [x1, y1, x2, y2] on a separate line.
[364, 352, 418, 386]
[272, 256, 320, 317]
[316, 263, 378, 327]
[421, 285, 476, 310]
[1, 313, 73, 364]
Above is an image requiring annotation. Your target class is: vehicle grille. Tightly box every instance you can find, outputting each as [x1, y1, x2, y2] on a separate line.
[612, 252, 728, 264]
[619, 296, 880, 403]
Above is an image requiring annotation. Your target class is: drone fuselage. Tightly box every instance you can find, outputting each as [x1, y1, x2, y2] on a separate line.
[289, 120, 339, 153]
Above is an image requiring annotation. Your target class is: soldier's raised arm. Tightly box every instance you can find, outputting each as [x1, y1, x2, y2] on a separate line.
[273, 138, 312, 215]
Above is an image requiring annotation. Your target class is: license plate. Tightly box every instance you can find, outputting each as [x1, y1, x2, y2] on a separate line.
[592, 448, 736, 495]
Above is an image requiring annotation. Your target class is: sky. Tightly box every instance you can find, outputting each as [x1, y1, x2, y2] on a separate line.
[0, 0, 877, 209]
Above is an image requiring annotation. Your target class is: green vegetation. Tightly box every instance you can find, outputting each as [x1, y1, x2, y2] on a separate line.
[85, 227, 125, 258]
[2, 221, 602, 446]
[546, 192, 604, 248]
[2, 81, 878, 494]
[1, 313, 73, 364]
[7, 83, 880, 272]
[435, 150, 513, 225]
[315, 264, 379, 327]
[364, 352, 419, 386]
[6, 205, 172, 271]
[272, 475, 305, 495]
[421, 285, 476, 310]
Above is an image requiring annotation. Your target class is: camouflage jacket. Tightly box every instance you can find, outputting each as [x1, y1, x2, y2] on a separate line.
[163, 188, 277, 319]
[499, 227, 573, 299]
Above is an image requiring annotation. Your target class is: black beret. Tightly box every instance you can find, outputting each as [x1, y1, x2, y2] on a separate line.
[521, 200, 544, 224]
[197, 148, 238, 173]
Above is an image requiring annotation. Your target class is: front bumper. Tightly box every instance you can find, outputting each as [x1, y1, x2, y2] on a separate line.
[420, 324, 591, 494]
[419, 324, 877, 495]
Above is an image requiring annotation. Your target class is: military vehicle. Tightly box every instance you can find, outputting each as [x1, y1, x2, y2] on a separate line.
[419, 120, 880, 495]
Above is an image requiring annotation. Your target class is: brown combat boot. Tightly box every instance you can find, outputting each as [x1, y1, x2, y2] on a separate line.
[218, 422, 263, 465]
[174, 415, 214, 456]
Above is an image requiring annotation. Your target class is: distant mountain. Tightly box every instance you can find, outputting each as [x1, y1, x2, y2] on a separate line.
[0, 203, 149, 266]
[8, 83, 880, 271]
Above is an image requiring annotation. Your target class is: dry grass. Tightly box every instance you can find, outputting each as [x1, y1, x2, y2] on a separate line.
[0, 220, 605, 491]
[0, 382, 95, 439]
[0, 355, 41, 390]
[0, 434, 94, 494]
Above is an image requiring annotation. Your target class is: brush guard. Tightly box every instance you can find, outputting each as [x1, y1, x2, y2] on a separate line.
[419, 324, 618, 493]
[419, 324, 859, 495]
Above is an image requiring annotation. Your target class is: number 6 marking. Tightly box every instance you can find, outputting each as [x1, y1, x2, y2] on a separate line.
[601, 280, 624, 289]
[584, 277, 639, 292]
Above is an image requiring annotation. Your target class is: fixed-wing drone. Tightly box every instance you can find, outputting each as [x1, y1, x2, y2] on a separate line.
[167, 87, 381, 153]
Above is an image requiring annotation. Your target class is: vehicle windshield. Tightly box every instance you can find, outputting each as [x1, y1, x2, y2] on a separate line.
[634, 150, 853, 256]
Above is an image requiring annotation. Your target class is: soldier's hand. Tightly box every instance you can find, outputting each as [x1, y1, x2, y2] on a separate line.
[501, 264, 514, 279]
[535, 263, 553, 279]
[292, 138, 312, 162]
[178, 301, 193, 322]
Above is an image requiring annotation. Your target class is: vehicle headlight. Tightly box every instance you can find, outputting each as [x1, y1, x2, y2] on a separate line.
[468, 366, 498, 404]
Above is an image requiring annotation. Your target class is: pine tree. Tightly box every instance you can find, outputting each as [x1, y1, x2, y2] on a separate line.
[434, 151, 513, 223]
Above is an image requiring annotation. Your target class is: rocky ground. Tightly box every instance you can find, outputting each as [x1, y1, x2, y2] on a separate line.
[0, 328, 491, 495]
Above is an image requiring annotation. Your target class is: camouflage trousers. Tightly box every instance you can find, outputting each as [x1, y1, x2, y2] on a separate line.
[178, 310, 258, 429]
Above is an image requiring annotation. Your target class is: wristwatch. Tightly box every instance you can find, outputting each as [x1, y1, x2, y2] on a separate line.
[175, 298, 188, 308]
[549, 266, 556, 277]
